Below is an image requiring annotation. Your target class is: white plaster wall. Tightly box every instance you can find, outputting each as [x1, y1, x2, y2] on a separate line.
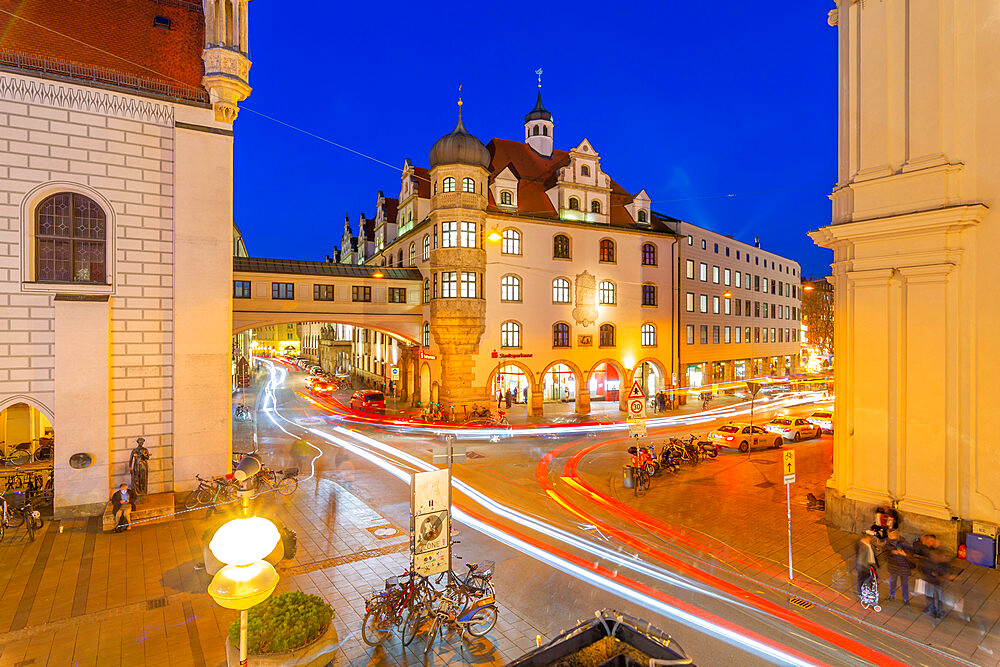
[0, 72, 179, 506]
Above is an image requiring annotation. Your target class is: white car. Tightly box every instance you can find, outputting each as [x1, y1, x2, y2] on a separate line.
[706, 423, 782, 452]
[765, 417, 821, 442]
[807, 410, 834, 433]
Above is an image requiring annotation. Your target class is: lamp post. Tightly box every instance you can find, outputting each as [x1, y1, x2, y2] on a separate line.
[208, 456, 279, 667]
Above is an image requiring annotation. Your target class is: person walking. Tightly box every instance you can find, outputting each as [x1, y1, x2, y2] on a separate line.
[885, 529, 913, 605]
[496, 391, 503, 411]
[855, 531, 878, 598]
[921, 539, 955, 619]
[523, 385, 528, 404]
[111, 483, 136, 531]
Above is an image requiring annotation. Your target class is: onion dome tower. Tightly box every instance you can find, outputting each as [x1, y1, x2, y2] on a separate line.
[427, 95, 490, 415]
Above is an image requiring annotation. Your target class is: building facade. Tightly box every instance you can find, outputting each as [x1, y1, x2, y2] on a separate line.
[338, 91, 801, 416]
[812, 1, 999, 537]
[0, 0, 251, 513]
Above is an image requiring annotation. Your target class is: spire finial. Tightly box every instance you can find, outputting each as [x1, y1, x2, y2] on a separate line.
[457, 82, 463, 120]
[535, 67, 543, 88]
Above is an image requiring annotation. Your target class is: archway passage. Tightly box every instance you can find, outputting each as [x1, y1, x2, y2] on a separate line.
[542, 363, 577, 402]
[588, 362, 621, 402]
[419, 364, 431, 406]
[492, 364, 531, 406]
[634, 360, 665, 396]
[0, 402, 55, 500]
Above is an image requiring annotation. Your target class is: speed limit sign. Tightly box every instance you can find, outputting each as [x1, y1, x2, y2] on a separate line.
[628, 398, 646, 419]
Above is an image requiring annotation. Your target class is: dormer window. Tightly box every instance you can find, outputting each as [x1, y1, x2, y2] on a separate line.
[590, 200, 601, 214]
[568, 197, 579, 210]
[637, 210, 647, 223]
[500, 191, 512, 206]
[580, 165, 590, 177]
[443, 177, 455, 193]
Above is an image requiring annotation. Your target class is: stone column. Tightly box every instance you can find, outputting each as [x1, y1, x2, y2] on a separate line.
[576, 389, 591, 415]
[528, 386, 543, 417]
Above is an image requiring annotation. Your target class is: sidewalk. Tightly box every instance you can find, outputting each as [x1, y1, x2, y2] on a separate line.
[578, 444, 1000, 664]
[0, 475, 550, 666]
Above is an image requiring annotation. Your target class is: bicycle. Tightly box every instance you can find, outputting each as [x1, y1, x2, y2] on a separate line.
[253, 466, 299, 497]
[0, 442, 30, 468]
[184, 475, 238, 510]
[632, 465, 650, 496]
[234, 404, 252, 422]
[361, 571, 433, 646]
[8, 498, 43, 541]
[422, 583, 498, 657]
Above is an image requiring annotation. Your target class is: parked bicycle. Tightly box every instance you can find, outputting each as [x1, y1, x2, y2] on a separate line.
[6, 498, 43, 541]
[0, 442, 30, 467]
[234, 404, 252, 422]
[183, 474, 238, 510]
[361, 570, 434, 646]
[253, 465, 299, 497]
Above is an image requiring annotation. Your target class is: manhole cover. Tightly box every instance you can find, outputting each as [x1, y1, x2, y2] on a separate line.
[789, 597, 813, 609]
[367, 525, 401, 539]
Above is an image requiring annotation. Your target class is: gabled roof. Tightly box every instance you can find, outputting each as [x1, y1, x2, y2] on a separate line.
[0, 0, 208, 102]
[382, 197, 399, 225]
[412, 167, 431, 199]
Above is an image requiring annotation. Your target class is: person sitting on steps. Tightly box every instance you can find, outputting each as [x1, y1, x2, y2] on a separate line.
[111, 483, 136, 532]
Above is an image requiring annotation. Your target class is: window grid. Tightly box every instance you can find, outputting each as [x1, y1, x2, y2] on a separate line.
[441, 221, 457, 248]
[642, 284, 656, 306]
[553, 278, 570, 303]
[460, 272, 477, 298]
[233, 280, 251, 298]
[501, 229, 521, 255]
[388, 287, 406, 303]
[599, 323, 615, 347]
[459, 221, 475, 248]
[313, 284, 334, 301]
[501, 275, 521, 302]
[641, 243, 656, 266]
[641, 323, 656, 347]
[599, 239, 615, 263]
[36, 192, 106, 283]
[272, 282, 294, 300]
[553, 323, 570, 347]
[501, 321, 520, 348]
[351, 285, 371, 302]
[441, 272, 457, 298]
[553, 235, 571, 259]
[599, 281, 616, 305]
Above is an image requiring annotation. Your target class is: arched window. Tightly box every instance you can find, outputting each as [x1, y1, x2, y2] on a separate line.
[641, 243, 656, 266]
[542, 126, 548, 136]
[599, 323, 616, 347]
[36, 192, 106, 283]
[599, 239, 616, 263]
[500, 274, 521, 302]
[568, 197, 579, 211]
[442, 177, 455, 193]
[591, 200, 601, 214]
[580, 165, 590, 176]
[552, 278, 570, 303]
[422, 322, 430, 347]
[638, 210, 647, 223]
[397, 249, 403, 266]
[500, 191, 513, 206]
[553, 322, 570, 347]
[409, 242, 416, 267]
[599, 280, 616, 305]
[501, 228, 521, 255]
[501, 321, 521, 348]
[423, 279, 430, 303]
[462, 177, 475, 193]
[641, 323, 656, 347]
[533, 125, 540, 136]
[423, 234, 430, 260]
[553, 234, 570, 259]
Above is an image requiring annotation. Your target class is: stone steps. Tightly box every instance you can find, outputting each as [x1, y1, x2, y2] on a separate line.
[101, 492, 175, 531]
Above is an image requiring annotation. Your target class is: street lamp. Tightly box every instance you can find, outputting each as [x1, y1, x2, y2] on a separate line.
[208, 516, 281, 667]
[487, 227, 502, 243]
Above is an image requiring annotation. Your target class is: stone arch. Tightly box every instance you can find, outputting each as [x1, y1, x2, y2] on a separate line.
[632, 357, 667, 394]
[586, 357, 629, 411]
[0, 393, 55, 426]
[486, 359, 536, 394]
[233, 318, 419, 346]
[539, 358, 584, 389]
[430, 381, 440, 405]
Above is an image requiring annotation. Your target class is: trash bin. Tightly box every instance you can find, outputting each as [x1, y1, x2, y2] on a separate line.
[622, 465, 634, 489]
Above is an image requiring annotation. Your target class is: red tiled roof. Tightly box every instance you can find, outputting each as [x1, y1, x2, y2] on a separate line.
[485, 138, 675, 233]
[412, 167, 431, 199]
[382, 197, 399, 225]
[0, 0, 206, 99]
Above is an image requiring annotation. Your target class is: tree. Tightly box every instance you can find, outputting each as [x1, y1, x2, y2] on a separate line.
[801, 280, 833, 357]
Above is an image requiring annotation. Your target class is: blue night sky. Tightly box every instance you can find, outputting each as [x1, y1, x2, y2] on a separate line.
[234, 1, 837, 278]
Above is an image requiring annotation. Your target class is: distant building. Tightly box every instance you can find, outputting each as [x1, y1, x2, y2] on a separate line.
[799, 278, 833, 372]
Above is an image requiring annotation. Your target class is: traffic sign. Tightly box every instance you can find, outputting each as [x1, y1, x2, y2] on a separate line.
[628, 380, 646, 400]
[782, 449, 796, 476]
[628, 397, 646, 420]
[784, 473, 796, 485]
[628, 420, 647, 438]
[391, 367, 399, 378]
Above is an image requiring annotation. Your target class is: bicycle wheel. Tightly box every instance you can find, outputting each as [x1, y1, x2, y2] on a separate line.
[423, 616, 440, 657]
[400, 603, 425, 647]
[31, 515, 43, 532]
[184, 490, 202, 509]
[0, 520, 5, 542]
[7, 510, 24, 529]
[361, 602, 392, 646]
[8, 450, 29, 467]
[637, 470, 650, 493]
[25, 516, 34, 541]
[197, 488, 215, 506]
[276, 476, 297, 496]
[465, 606, 497, 637]
[35, 446, 53, 462]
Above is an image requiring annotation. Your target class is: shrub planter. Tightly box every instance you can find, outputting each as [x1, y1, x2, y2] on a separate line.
[224, 592, 336, 667]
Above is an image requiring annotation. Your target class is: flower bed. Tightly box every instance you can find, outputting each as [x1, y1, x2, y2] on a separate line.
[229, 592, 333, 654]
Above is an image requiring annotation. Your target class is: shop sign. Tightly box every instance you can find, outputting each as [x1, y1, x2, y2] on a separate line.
[420, 350, 437, 360]
[491, 350, 533, 359]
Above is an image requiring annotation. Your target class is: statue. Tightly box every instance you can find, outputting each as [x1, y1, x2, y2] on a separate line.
[129, 437, 150, 498]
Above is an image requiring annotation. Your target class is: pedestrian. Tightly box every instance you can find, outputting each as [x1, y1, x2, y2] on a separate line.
[855, 530, 878, 598]
[523, 385, 528, 404]
[885, 529, 913, 605]
[921, 538, 954, 619]
[562, 387, 570, 403]
[871, 505, 899, 540]
[111, 483, 136, 531]
[496, 391, 503, 411]
[505, 390, 512, 409]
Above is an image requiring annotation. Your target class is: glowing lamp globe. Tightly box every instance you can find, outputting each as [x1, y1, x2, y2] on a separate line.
[208, 560, 279, 610]
[209, 516, 280, 566]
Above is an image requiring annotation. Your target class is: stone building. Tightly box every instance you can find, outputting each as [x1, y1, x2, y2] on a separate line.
[343, 90, 802, 416]
[0, 0, 251, 513]
[812, 1, 1000, 537]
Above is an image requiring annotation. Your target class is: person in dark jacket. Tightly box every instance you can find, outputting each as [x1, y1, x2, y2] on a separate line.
[111, 483, 136, 531]
[855, 531, 878, 598]
[885, 529, 913, 604]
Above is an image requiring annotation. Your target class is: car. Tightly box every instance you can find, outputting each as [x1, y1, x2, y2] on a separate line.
[706, 423, 782, 452]
[350, 390, 385, 413]
[311, 380, 335, 396]
[807, 410, 834, 433]
[765, 416, 821, 442]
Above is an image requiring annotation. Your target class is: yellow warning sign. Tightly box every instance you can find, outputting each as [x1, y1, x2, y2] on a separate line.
[783, 449, 796, 476]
